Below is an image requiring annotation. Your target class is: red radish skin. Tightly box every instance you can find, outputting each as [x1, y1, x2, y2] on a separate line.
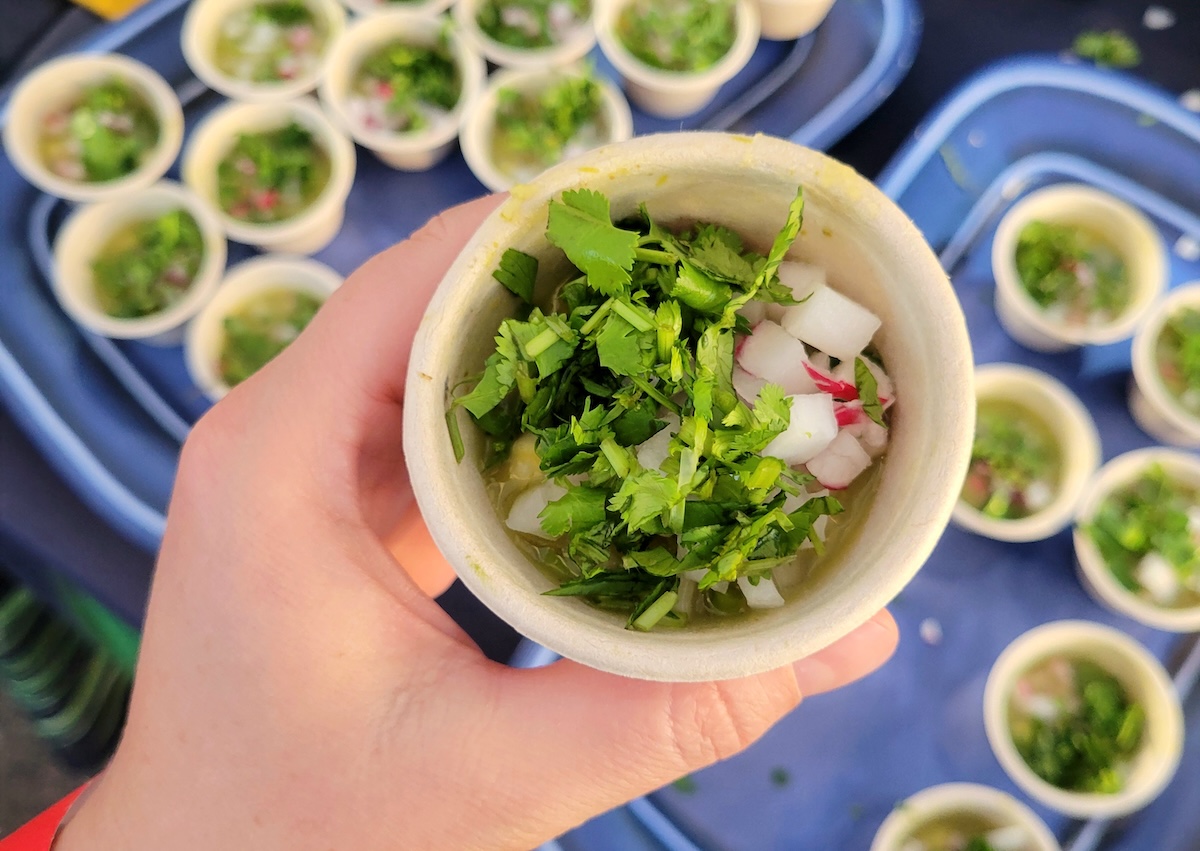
[806, 362, 858, 400]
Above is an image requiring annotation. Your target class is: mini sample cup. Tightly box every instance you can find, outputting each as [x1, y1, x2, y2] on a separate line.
[594, 0, 760, 118]
[340, 0, 454, 15]
[1130, 281, 1200, 448]
[951, 363, 1100, 543]
[181, 97, 356, 255]
[3, 53, 184, 203]
[984, 620, 1183, 820]
[1074, 447, 1200, 632]
[754, 0, 835, 41]
[52, 180, 227, 345]
[991, 183, 1166, 352]
[870, 783, 1060, 851]
[459, 64, 633, 191]
[454, 0, 597, 70]
[319, 10, 485, 171]
[403, 133, 974, 682]
[182, 0, 346, 102]
[186, 254, 342, 399]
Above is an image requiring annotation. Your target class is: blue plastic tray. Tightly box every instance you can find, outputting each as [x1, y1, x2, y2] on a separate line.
[0, 0, 920, 554]
[537, 55, 1200, 851]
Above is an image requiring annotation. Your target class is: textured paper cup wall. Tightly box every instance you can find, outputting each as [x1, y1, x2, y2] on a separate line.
[404, 133, 974, 682]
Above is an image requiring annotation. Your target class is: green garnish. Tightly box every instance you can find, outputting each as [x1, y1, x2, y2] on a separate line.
[961, 399, 1060, 520]
[216, 122, 332, 224]
[1009, 658, 1144, 793]
[219, 287, 324, 386]
[672, 775, 697, 793]
[477, 0, 590, 49]
[1084, 463, 1200, 604]
[38, 78, 160, 183]
[91, 209, 204, 319]
[492, 72, 605, 177]
[1155, 307, 1200, 416]
[214, 1, 326, 84]
[1073, 29, 1141, 69]
[616, 0, 737, 73]
[964, 839, 996, 851]
[452, 187, 858, 627]
[352, 35, 461, 134]
[769, 767, 790, 788]
[1015, 219, 1130, 324]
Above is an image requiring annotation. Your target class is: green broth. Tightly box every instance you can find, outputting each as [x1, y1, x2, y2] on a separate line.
[1084, 463, 1200, 608]
[1014, 220, 1130, 326]
[491, 73, 606, 182]
[213, 1, 328, 84]
[903, 813, 1004, 851]
[38, 77, 160, 183]
[616, 0, 737, 73]
[477, 0, 591, 49]
[1155, 306, 1200, 417]
[961, 399, 1061, 520]
[1007, 655, 1144, 794]
[91, 209, 204, 318]
[216, 122, 331, 224]
[219, 287, 324, 386]
[348, 37, 461, 134]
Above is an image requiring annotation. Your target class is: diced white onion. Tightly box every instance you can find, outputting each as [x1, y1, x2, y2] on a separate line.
[1135, 552, 1182, 605]
[505, 481, 567, 538]
[737, 575, 786, 609]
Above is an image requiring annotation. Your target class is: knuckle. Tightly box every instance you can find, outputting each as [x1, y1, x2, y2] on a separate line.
[666, 674, 801, 768]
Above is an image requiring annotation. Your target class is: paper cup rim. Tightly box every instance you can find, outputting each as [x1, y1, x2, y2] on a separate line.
[51, 180, 227, 339]
[594, 0, 760, 91]
[318, 10, 485, 157]
[181, 0, 347, 102]
[1130, 281, 1200, 443]
[459, 64, 634, 193]
[869, 782, 1060, 851]
[951, 363, 1101, 542]
[991, 183, 1167, 348]
[181, 97, 356, 248]
[185, 253, 342, 399]
[1073, 447, 1200, 631]
[403, 132, 973, 682]
[453, 0, 597, 69]
[2, 53, 184, 203]
[983, 620, 1184, 819]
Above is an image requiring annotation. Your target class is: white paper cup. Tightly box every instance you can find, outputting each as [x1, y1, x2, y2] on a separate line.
[403, 133, 974, 682]
[870, 783, 1060, 851]
[51, 181, 227, 345]
[1130, 282, 1200, 448]
[181, 97, 356, 254]
[991, 184, 1166, 353]
[951, 363, 1100, 543]
[754, 0, 836, 41]
[984, 620, 1183, 819]
[1073, 447, 1200, 632]
[453, 0, 597, 70]
[319, 11, 485, 171]
[3, 53, 184, 203]
[459, 64, 633, 191]
[182, 0, 346, 102]
[340, 0, 454, 16]
[594, 0, 760, 118]
[186, 254, 342, 399]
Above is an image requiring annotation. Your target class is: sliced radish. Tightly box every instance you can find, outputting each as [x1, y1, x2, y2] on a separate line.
[732, 366, 768, 403]
[506, 481, 567, 538]
[806, 430, 871, 490]
[850, 418, 889, 458]
[1135, 552, 1181, 605]
[806, 362, 858, 400]
[737, 575, 786, 609]
[779, 283, 881, 362]
[832, 355, 894, 407]
[834, 401, 864, 427]
[736, 321, 818, 395]
[737, 300, 768, 326]
[767, 260, 827, 321]
[762, 394, 837, 465]
[636, 411, 680, 471]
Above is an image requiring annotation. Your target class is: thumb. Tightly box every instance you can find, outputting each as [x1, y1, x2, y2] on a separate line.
[471, 609, 898, 847]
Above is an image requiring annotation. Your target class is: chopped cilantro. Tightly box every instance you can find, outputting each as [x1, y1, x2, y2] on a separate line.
[1156, 307, 1200, 415]
[477, 0, 590, 49]
[1073, 29, 1141, 69]
[616, 0, 737, 73]
[493, 71, 605, 174]
[1014, 219, 1130, 324]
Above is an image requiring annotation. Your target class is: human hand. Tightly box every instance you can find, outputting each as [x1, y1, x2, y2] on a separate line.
[57, 195, 899, 851]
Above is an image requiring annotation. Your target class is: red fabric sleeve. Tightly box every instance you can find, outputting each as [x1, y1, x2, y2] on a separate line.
[0, 786, 88, 850]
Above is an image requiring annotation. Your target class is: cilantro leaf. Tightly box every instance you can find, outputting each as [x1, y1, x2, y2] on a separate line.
[539, 486, 609, 537]
[456, 328, 520, 418]
[688, 224, 757, 284]
[547, 190, 639, 295]
[855, 358, 886, 427]
[596, 313, 653, 376]
[493, 248, 538, 303]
